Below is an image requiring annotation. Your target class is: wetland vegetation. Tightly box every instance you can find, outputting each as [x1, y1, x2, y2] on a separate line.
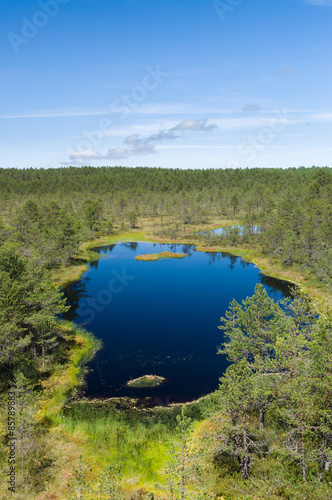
[0, 166, 331, 499]
[135, 250, 186, 261]
[126, 375, 167, 388]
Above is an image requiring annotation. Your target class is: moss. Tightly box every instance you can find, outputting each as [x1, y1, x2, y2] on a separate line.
[126, 374, 167, 388]
[38, 321, 101, 421]
[135, 251, 186, 261]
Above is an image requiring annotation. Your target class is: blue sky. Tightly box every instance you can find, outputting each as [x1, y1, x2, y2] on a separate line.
[1, 0, 331, 169]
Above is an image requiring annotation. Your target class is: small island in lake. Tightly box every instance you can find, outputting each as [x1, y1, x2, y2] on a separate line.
[135, 251, 186, 261]
[126, 375, 167, 388]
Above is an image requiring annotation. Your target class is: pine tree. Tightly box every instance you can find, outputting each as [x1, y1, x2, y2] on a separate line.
[310, 312, 332, 481]
[159, 409, 192, 499]
[217, 359, 260, 479]
[0, 248, 69, 378]
[274, 292, 317, 481]
[219, 284, 284, 429]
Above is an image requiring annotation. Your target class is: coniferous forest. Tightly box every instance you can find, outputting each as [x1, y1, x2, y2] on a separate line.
[0, 165, 331, 499]
[0, 166, 331, 278]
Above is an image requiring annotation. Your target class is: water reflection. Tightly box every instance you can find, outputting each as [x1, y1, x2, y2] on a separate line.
[259, 273, 296, 296]
[121, 242, 138, 251]
[181, 244, 195, 256]
[90, 260, 99, 270]
[62, 277, 90, 321]
[94, 244, 116, 254]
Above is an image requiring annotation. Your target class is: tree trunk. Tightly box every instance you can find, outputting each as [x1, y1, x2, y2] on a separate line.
[181, 427, 185, 500]
[22, 450, 25, 485]
[241, 454, 250, 480]
[301, 416, 306, 482]
[259, 403, 265, 430]
[241, 412, 250, 479]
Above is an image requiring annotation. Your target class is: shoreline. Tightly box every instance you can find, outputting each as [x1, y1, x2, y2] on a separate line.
[46, 226, 331, 411]
[51, 227, 331, 310]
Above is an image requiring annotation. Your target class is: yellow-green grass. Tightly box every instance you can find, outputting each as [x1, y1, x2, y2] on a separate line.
[49, 219, 331, 312]
[38, 321, 101, 421]
[50, 231, 157, 286]
[126, 374, 166, 387]
[50, 395, 216, 498]
[43, 225, 331, 498]
[135, 251, 186, 261]
[0, 322, 102, 499]
[48, 216, 238, 287]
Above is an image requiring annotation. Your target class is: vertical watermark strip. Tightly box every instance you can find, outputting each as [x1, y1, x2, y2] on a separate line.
[7, 386, 17, 493]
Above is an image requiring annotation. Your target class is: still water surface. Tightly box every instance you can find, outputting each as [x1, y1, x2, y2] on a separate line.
[62, 242, 292, 403]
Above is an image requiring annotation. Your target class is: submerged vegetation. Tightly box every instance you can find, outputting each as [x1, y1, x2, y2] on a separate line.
[0, 165, 331, 498]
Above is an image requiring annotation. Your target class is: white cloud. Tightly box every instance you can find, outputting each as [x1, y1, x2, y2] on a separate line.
[242, 104, 261, 113]
[70, 119, 218, 161]
[69, 150, 102, 160]
[1, 108, 108, 119]
[106, 140, 156, 159]
[172, 119, 217, 132]
[65, 111, 332, 163]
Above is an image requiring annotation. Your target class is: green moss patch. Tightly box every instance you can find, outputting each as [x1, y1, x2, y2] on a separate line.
[135, 251, 186, 261]
[126, 375, 167, 388]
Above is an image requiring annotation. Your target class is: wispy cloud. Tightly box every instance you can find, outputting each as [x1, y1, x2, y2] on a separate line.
[1, 108, 108, 119]
[69, 150, 102, 160]
[305, 0, 332, 5]
[242, 104, 261, 113]
[69, 119, 218, 161]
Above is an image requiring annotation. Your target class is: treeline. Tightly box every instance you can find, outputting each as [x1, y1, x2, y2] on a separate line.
[0, 165, 331, 279]
[0, 165, 322, 197]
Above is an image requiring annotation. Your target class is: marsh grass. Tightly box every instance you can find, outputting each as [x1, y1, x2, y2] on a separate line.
[38, 321, 101, 421]
[52, 396, 216, 494]
[126, 375, 166, 388]
[38, 219, 331, 498]
[135, 251, 186, 261]
[49, 219, 331, 311]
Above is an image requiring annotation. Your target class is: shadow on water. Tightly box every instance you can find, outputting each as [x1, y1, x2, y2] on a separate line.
[93, 244, 116, 254]
[121, 242, 138, 251]
[259, 272, 296, 296]
[62, 277, 90, 322]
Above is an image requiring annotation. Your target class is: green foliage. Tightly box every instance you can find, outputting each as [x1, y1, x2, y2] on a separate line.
[217, 285, 332, 490]
[82, 199, 103, 231]
[0, 248, 70, 382]
[67, 454, 92, 500]
[0, 166, 331, 284]
[0, 165, 331, 498]
[96, 464, 124, 499]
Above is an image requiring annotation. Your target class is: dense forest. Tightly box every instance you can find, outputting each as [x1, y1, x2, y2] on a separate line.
[0, 165, 331, 499]
[0, 166, 331, 279]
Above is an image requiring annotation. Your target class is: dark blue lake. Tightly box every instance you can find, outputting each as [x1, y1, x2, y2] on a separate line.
[62, 242, 292, 404]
